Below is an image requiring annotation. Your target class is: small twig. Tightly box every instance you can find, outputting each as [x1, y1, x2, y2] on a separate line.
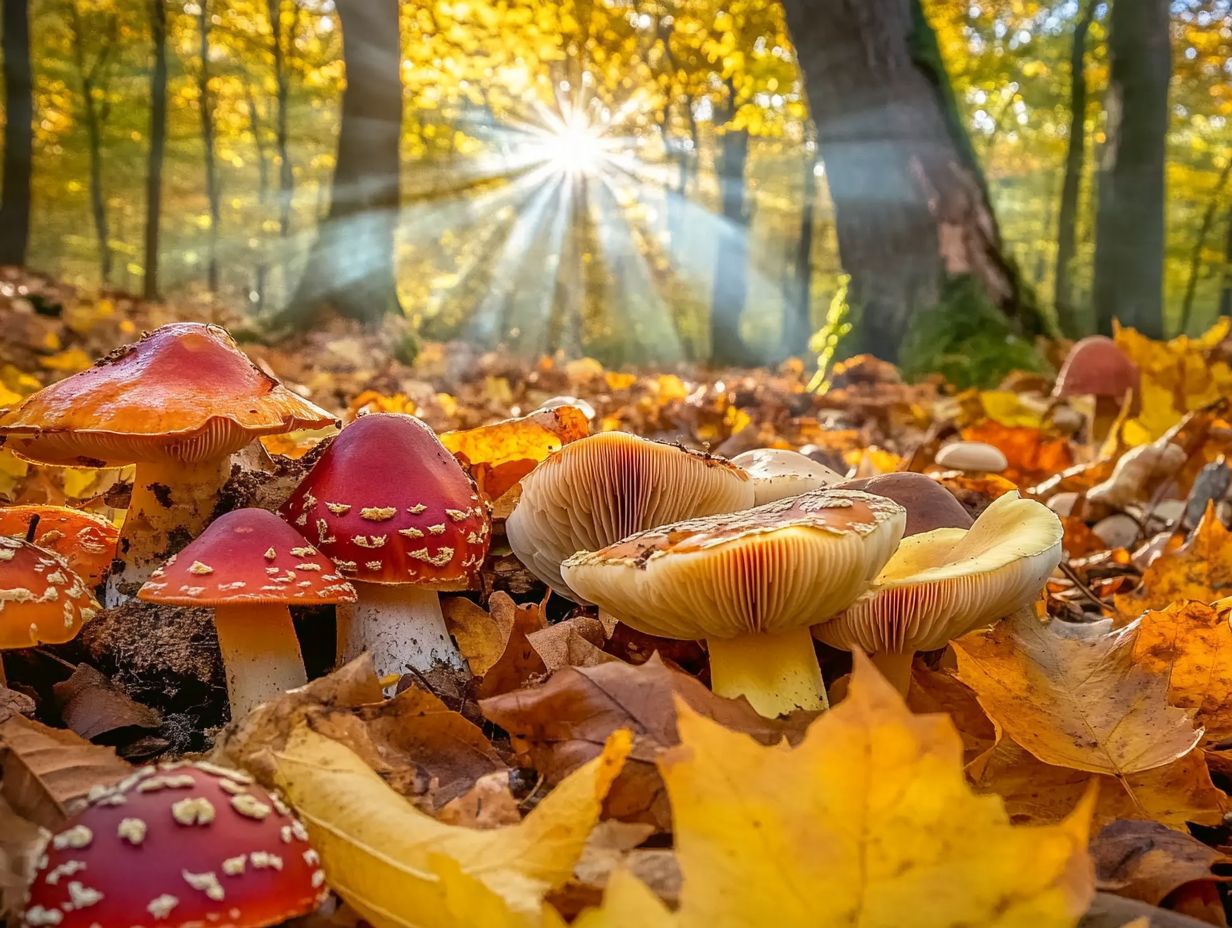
[24, 514, 40, 543]
[1058, 561, 1106, 610]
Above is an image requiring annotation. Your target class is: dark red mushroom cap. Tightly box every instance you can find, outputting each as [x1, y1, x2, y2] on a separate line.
[279, 413, 490, 591]
[1052, 335, 1139, 400]
[137, 508, 356, 606]
[22, 761, 325, 928]
[840, 472, 973, 536]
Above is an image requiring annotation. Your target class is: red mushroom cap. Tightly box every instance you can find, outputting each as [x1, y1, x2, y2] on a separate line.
[1053, 335, 1139, 400]
[0, 536, 99, 650]
[137, 508, 356, 606]
[0, 506, 119, 588]
[22, 761, 325, 928]
[280, 413, 490, 590]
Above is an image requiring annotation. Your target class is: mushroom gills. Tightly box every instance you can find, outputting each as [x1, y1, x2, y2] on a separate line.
[337, 581, 465, 679]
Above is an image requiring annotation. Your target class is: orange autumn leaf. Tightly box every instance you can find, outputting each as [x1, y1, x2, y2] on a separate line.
[441, 406, 590, 500]
[960, 420, 1074, 487]
[1114, 504, 1232, 617]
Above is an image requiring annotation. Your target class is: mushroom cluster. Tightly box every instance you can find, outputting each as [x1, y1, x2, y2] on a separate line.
[22, 761, 326, 928]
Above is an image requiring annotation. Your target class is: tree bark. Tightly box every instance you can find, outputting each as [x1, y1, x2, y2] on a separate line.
[783, 149, 818, 360]
[143, 0, 168, 300]
[197, 1, 221, 293]
[243, 85, 270, 312]
[1092, 0, 1170, 338]
[0, 0, 33, 266]
[1053, 0, 1097, 335]
[1221, 206, 1232, 319]
[780, 0, 1034, 362]
[268, 0, 293, 239]
[286, 0, 403, 325]
[69, 3, 115, 284]
[1178, 155, 1232, 334]
[710, 125, 753, 366]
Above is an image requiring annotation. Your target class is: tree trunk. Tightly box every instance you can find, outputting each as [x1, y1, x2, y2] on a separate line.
[286, 0, 403, 325]
[711, 125, 753, 366]
[143, 0, 168, 300]
[780, 0, 1035, 363]
[783, 149, 818, 360]
[0, 0, 33, 266]
[1220, 206, 1232, 319]
[243, 86, 270, 313]
[197, 1, 221, 293]
[268, 0, 293, 239]
[1179, 155, 1232, 333]
[1092, 0, 1170, 338]
[69, 3, 114, 284]
[1053, 0, 1097, 335]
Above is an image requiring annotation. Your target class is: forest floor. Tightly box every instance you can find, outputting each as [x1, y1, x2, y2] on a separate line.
[3, 268, 1232, 927]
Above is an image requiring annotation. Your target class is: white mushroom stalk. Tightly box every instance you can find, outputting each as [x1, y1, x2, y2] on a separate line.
[213, 603, 309, 718]
[337, 582, 465, 677]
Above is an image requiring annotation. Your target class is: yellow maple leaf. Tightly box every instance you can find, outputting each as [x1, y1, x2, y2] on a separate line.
[573, 870, 675, 928]
[659, 653, 1096, 928]
[1115, 503, 1232, 615]
[274, 726, 629, 928]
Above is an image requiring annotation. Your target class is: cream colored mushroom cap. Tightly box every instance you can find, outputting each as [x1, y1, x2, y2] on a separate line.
[731, 448, 844, 505]
[561, 489, 906, 641]
[507, 431, 755, 600]
[814, 491, 1063, 654]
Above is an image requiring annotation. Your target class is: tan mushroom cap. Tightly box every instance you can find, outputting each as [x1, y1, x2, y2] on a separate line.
[731, 448, 844, 505]
[561, 489, 906, 641]
[935, 441, 1008, 474]
[0, 536, 99, 649]
[507, 431, 755, 600]
[0, 322, 337, 466]
[814, 491, 1063, 654]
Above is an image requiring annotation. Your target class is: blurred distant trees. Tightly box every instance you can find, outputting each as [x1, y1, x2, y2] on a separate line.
[0, 0, 32, 266]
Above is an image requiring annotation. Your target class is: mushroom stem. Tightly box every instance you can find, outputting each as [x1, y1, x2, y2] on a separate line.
[870, 650, 915, 697]
[0, 657, 7, 687]
[213, 602, 308, 719]
[707, 627, 826, 717]
[337, 581, 465, 678]
[108, 456, 230, 603]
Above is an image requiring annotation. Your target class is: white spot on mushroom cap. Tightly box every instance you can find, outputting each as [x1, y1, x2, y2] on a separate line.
[230, 793, 271, 820]
[52, 826, 93, 851]
[117, 818, 147, 845]
[147, 894, 179, 920]
[182, 870, 225, 901]
[171, 796, 216, 826]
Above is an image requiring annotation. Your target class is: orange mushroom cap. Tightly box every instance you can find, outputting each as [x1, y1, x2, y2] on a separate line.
[0, 505, 118, 587]
[0, 323, 337, 466]
[139, 508, 357, 607]
[0, 536, 99, 649]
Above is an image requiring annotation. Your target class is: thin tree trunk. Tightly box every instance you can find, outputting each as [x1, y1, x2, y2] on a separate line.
[285, 0, 403, 325]
[0, 0, 34, 266]
[1053, 0, 1097, 335]
[143, 0, 168, 300]
[1092, 0, 1170, 338]
[1220, 206, 1232, 318]
[783, 148, 818, 360]
[268, 0, 293, 239]
[1178, 155, 1232, 333]
[243, 86, 270, 313]
[711, 124, 752, 366]
[69, 3, 114, 284]
[197, 1, 221, 293]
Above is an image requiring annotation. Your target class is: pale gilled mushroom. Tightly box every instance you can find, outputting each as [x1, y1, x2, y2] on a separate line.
[280, 413, 491, 678]
[934, 441, 1008, 474]
[0, 323, 337, 601]
[138, 509, 356, 719]
[507, 431, 754, 601]
[0, 536, 99, 686]
[22, 761, 326, 928]
[814, 491, 1063, 695]
[731, 448, 844, 505]
[562, 489, 905, 717]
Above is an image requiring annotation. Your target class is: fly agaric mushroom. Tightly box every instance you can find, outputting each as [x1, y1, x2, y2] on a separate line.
[507, 431, 754, 601]
[731, 448, 844, 505]
[1053, 335, 1140, 439]
[0, 323, 337, 601]
[562, 489, 905, 717]
[22, 760, 326, 928]
[814, 491, 1062, 695]
[0, 536, 99, 685]
[0, 505, 118, 588]
[138, 508, 355, 718]
[280, 413, 490, 678]
[840, 472, 973, 536]
[934, 441, 1008, 474]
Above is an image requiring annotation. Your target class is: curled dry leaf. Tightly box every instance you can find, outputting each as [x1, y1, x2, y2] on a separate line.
[51, 663, 161, 744]
[658, 653, 1096, 928]
[1091, 820, 1232, 909]
[549, 821, 680, 919]
[444, 595, 514, 676]
[1115, 505, 1232, 617]
[273, 725, 630, 928]
[476, 592, 550, 700]
[527, 616, 616, 671]
[481, 654, 811, 830]
[952, 610, 1202, 777]
[0, 715, 130, 829]
[0, 794, 45, 920]
[437, 771, 523, 829]
[0, 688, 36, 723]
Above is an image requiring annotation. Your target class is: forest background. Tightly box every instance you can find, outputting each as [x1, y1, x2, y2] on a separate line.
[0, 0, 1228, 384]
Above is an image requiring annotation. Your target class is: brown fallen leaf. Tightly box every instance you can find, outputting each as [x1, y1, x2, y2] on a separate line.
[1130, 602, 1232, 744]
[952, 610, 1201, 776]
[0, 794, 45, 920]
[0, 715, 130, 828]
[548, 820, 681, 919]
[528, 616, 616, 671]
[436, 771, 523, 828]
[905, 667, 997, 768]
[1116, 505, 1232, 617]
[1091, 820, 1232, 913]
[52, 664, 161, 744]
[444, 595, 513, 676]
[476, 592, 550, 700]
[481, 654, 811, 830]
[972, 738, 1227, 831]
[0, 688, 35, 724]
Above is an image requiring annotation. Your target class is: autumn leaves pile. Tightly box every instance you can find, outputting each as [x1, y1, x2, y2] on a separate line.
[5, 319, 1232, 927]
